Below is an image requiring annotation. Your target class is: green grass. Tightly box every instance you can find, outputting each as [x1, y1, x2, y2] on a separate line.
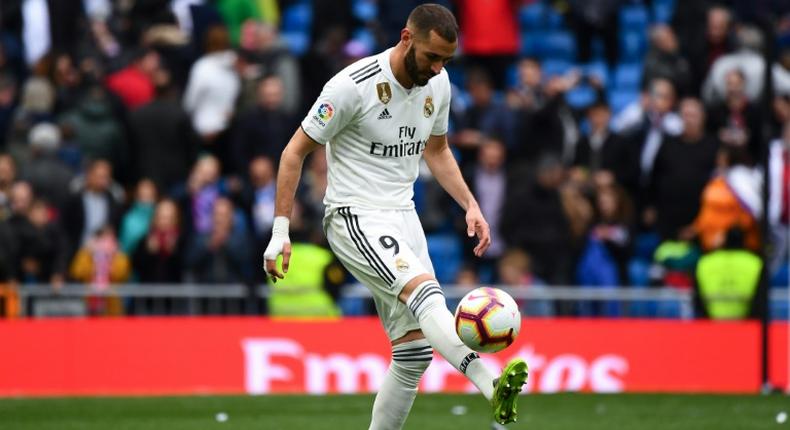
[1, 394, 788, 430]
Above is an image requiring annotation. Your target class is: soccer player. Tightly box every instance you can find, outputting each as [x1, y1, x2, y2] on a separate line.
[263, 4, 528, 428]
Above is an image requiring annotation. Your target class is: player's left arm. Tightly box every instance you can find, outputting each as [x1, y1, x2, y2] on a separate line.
[423, 134, 490, 257]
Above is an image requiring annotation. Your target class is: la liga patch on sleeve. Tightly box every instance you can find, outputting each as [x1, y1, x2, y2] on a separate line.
[311, 102, 335, 128]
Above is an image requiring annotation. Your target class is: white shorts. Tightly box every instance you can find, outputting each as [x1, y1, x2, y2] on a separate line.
[324, 206, 435, 341]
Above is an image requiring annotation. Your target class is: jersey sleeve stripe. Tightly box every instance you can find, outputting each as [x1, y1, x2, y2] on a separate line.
[354, 68, 381, 84]
[348, 209, 396, 281]
[338, 207, 395, 285]
[349, 60, 379, 78]
[300, 125, 324, 145]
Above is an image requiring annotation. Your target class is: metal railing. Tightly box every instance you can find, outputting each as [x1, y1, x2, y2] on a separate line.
[4, 283, 787, 319]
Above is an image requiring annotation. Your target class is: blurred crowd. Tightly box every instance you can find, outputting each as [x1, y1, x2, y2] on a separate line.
[0, 0, 787, 318]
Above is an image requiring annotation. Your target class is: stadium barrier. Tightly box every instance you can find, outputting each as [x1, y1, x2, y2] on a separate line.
[0, 317, 787, 396]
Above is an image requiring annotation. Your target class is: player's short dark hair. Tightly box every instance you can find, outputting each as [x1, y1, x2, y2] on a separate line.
[407, 4, 458, 43]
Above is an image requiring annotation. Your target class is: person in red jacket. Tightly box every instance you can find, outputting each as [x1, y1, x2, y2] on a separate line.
[105, 49, 161, 110]
[457, 0, 520, 90]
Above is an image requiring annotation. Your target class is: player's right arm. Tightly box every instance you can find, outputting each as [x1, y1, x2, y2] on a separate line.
[263, 72, 359, 282]
[263, 128, 320, 282]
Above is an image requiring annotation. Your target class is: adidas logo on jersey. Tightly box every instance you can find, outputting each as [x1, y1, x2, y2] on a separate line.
[377, 108, 392, 120]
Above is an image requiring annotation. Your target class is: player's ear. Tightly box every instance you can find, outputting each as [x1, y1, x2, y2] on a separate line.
[400, 27, 413, 47]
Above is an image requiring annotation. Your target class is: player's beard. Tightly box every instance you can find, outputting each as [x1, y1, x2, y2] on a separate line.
[404, 45, 433, 87]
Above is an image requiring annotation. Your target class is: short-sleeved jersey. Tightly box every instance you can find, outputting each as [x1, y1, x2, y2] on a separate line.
[301, 48, 451, 210]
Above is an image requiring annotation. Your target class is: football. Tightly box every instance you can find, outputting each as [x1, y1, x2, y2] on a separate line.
[454, 287, 521, 353]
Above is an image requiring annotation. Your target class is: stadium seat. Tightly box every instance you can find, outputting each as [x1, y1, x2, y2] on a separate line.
[613, 62, 643, 90]
[281, 3, 312, 33]
[426, 233, 463, 284]
[351, 28, 376, 54]
[653, 2, 674, 23]
[281, 32, 310, 56]
[619, 5, 650, 31]
[541, 59, 573, 78]
[543, 31, 576, 61]
[518, 1, 563, 30]
[520, 31, 542, 57]
[582, 61, 610, 87]
[565, 84, 597, 109]
[619, 31, 648, 62]
[352, 0, 378, 22]
[608, 89, 640, 114]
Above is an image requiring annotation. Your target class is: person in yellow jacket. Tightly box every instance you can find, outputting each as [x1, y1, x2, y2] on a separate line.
[267, 242, 343, 318]
[696, 229, 763, 319]
[69, 226, 130, 316]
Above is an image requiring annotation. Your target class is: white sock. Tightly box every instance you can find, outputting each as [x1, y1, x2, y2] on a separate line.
[406, 280, 495, 400]
[369, 338, 432, 430]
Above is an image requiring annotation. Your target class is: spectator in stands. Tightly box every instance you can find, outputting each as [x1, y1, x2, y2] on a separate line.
[105, 49, 161, 111]
[676, 5, 734, 96]
[5, 77, 55, 161]
[20, 123, 74, 211]
[241, 156, 276, 281]
[463, 137, 508, 276]
[183, 25, 241, 156]
[51, 53, 85, 114]
[237, 21, 302, 114]
[706, 68, 762, 160]
[215, 0, 262, 46]
[180, 154, 234, 236]
[703, 26, 765, 104]
[453, 68, 516, 166]
[13, 199, 68, 286]
[129, 70, 197, 193]
[133, 198, 184, 283]
[0, 154, 17, 220]
[298, 148, 329, 243]
[119, 179, 157, 255]
[617, 78, 681, 202]
[580, 184, 633, 286]
[57, 85, 128, 175]
[502, 156, 573, 285]
[0, 74, 17, 150]
[692, 145, 762, 253]
[69, 225, 130, 315]
[513, 68, 580, 164]
[185, 197, 252, 284]
[643, 25, 693, 97]
[573, 101, 618, 173]
[231, 75, 296, 174]
[497, 249, 552, 317]
[651, 98, 718, 241]
[456, 0, 519, 90]
[62, 159, 122, 256]
[767, 122, 788, 278]
[566, 0, 621, 68]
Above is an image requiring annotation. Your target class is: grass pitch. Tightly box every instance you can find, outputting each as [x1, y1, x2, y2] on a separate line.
[1, 393, 788, 430]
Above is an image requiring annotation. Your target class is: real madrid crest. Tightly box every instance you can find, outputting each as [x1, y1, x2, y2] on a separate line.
[423, 96, 434, 117]
[377, 82, 392, 104]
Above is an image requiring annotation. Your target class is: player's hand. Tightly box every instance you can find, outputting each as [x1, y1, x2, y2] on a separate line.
[465, 205, 491, 257]
[263, 217, 292, 283]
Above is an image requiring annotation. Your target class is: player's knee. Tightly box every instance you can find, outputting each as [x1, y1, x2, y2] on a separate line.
[404, 279, 445, 320]
[398, 273, 437, 303]
[391, 338, 432, 386]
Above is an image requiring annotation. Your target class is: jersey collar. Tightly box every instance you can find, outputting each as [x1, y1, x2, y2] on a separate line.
[381, 47, 423, 97]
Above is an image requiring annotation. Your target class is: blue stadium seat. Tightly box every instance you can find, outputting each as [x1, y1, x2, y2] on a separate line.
[351, 28, 376, 54]
[582, 61, 610, 87]
[338, 297, 367, 316]
[281, 3, 312, 33]
[281, 32, 310, 56]
[520, 31, 542, 57]
[619, 31, 648, 62]
[613, 62, 643, 90]
[352, 0, 378, 22]
[519, 1, 563, 30]
[426, 234, 462, 284]
[543, 31, 576, 61]
[608, 89, 640, 114]
[565, 84, 597, 109]
[619, 5, 650, 30]
[541, 59, 573, 78]
[653, 2, 674, 23]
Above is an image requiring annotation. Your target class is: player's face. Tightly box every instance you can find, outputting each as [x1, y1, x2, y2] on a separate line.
[405, 30, 456, 87]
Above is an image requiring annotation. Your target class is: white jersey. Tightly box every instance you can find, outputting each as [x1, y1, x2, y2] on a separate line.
[301, 48, 451, 210]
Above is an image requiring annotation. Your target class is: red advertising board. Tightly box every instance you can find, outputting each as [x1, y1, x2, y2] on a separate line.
[0, 318, 786, 396]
